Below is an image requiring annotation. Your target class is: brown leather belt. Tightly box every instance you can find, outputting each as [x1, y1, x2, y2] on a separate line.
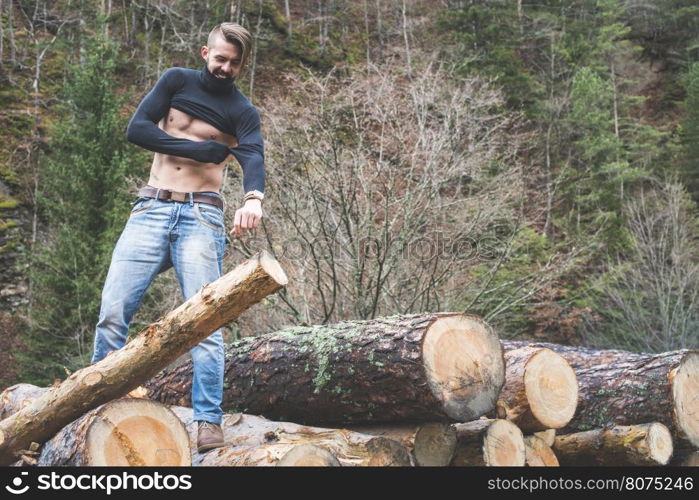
[137, 186, 224, 210]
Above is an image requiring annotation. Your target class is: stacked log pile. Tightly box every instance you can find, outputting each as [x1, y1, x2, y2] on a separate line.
[502, 340, 699, 461]
[0, 302, 696, 465]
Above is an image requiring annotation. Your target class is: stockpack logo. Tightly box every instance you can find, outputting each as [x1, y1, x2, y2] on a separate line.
[5, 471, 30, 495]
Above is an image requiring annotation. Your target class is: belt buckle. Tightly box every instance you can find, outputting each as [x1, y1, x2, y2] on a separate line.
[170, 191, 187, 202]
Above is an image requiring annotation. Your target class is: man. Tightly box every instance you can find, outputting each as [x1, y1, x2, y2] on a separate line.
[91, 23, 264, 452]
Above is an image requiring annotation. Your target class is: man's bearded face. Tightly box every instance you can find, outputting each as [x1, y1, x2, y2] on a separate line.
[203, 35, 243, 82]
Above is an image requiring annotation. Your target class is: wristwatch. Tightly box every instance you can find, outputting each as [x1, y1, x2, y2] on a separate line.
[244, 190, 264, 201]
[243, 190, 265, 202]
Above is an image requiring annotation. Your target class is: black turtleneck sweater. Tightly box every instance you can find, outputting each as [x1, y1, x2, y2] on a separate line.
[126, 66, 265, 194]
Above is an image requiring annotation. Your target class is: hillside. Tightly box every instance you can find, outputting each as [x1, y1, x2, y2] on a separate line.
[0, 0, 697, 387]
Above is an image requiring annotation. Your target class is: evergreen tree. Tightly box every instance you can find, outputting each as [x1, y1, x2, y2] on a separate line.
[17, 37, 144, 384]
[565, 66, 629, 242]
[437, 0, 542, 111]
[681, 63, 699, 200]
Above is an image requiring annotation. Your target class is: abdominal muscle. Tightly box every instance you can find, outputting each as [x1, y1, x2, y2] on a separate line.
[147, 108, 239, 193]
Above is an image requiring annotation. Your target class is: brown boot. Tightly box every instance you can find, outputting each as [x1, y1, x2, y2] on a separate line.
[197, 421, 224, 453]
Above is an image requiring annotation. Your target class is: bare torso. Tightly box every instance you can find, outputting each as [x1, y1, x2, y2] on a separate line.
[147, 108, 239, 193]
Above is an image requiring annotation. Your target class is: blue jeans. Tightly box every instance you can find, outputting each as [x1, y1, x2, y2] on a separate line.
[91, 193, 227, 424]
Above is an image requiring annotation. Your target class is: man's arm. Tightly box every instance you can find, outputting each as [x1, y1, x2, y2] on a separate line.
[229, 106, 265, 238]
[229, 106, 265, 194]
[126, 68, 231, 164]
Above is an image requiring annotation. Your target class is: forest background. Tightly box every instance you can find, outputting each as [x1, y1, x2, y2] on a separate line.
[0, 0, 697, 386]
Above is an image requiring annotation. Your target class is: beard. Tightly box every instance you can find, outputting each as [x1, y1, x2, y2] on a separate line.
[213, 69, 233, 80]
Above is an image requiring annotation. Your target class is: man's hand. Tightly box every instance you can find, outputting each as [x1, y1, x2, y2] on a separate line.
[230, 198, 262, 237]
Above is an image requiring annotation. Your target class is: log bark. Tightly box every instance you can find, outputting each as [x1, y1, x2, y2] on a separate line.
[35, 398, 191, 466]
[0, 384, 49, 419]
[170, 406, 411, 466]
[502, 341, 699, 452]
[497, 346, 577, 431]
[677, 451, 699, 467]
[146, 313, 505, 425]
[0, 250, 288, 465]
[552, 423, 673, 466]
[524, 435, 559, 466]
[413, 419, 525, 466]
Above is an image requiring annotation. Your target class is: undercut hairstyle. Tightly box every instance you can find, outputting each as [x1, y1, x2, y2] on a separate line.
[207, 23, 252, 68]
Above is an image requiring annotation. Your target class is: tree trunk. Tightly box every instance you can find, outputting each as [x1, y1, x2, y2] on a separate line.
[502, 341, 699, 452]
[524, 435, 559, 466]
[0, 250, 288, 465]
[413, 419, 525, 466]
[146, 313, 505, 425]
[35, 398, 191, 466]
[497, 346, 577, 431]
[553, 423, 673, 466]
[170, 406, 410, 466]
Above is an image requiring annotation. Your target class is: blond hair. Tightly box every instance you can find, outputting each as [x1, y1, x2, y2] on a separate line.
[207, 23, 252, 68]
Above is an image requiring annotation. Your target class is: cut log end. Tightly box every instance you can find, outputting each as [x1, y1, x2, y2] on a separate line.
[276, 445, 339, 466]
[414, 423, 457, 466]
[647, 422, 673, 466]
[524, 349, 578, 429]
[259, 249, 289, 286]
[423, 315, 505, 421]
[86, 399, 190, 466]
[524, 435, 559, 466]
[673, 353, 699, 448]
[365, 437, 413, 466]
[483, 420, 526, 466]
[533, 429, 556, 447]
[82, 371, 103, 386]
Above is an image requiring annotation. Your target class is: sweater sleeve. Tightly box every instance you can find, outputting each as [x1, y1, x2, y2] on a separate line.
[126, 68, 231, 164]
[230, 106, 266, 194]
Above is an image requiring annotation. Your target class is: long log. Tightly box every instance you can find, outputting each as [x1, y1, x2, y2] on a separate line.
[412, 419, 525, 466]
[496, 346, 577, 432]
[0, 250, 288, 465]
[170, 406, 411, 466]
[502, 341, 699, 452]
[146, 313, 506, 425]
[552, 423, 674, 466]
[36, 398, 191, 466]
